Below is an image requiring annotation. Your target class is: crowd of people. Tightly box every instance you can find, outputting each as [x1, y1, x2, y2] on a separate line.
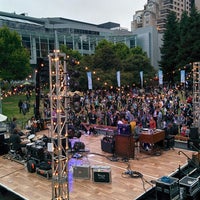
[8, 85, 194, 156]
[73, 87, 193, 136]
[40, 86, 194, 138]
[14, 85, 194, 136]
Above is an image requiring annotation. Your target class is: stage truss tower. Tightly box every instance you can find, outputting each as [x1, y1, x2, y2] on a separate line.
[49, 50, 70, 200]
[192, 62, 200, 131]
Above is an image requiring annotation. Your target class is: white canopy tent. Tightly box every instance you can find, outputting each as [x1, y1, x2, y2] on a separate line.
[0, 114, 7, 122]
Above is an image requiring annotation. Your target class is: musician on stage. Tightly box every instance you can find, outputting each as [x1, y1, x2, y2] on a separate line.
[27, 116, 38, 134]
[9, 128, 24, 156]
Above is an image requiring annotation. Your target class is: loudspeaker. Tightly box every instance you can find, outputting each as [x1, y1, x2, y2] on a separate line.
[189, 127, 199, 139]
[92, 166, 111, 183]
[101, 137, 114, 153]
[73, 165, 90, 179]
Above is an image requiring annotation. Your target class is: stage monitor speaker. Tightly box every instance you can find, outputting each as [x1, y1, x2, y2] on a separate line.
[73, 165, 90, 179]
[92, 166, 111, 183]
[189, 127, 199, 139]
[101, 137, 114, 153]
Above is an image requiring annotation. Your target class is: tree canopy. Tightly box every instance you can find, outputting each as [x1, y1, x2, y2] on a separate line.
[0, 26, 31, 81]
[160, 6, 200, 84]
[60, 40, 155, 91]
[78, 40, 155, 90]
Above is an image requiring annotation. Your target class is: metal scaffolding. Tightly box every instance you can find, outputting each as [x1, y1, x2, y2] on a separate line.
[192, 62, 200, 131]
[49, 50, 70, 200]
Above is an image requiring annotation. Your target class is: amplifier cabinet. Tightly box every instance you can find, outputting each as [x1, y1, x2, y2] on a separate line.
[101, 137, 114, 153]
[73, 165, 90, 179]
[91, 166, 111, 183]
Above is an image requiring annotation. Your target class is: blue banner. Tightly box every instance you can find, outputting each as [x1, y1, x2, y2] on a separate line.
[180, 70, 185, 83]
[87, 72, 92, 90]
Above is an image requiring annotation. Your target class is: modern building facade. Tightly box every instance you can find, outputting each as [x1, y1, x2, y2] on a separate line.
[0, 11, 136, 67]
[0, 9, 163, 70]
[1, 1, 196, 71]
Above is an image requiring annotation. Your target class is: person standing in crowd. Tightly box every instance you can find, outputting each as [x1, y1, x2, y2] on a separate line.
[149, 116, 156, 130]
[21, 101, 27, 115]
[18, 99, 23, 113]
[157, 108, 163, 129]
[88, 109, 97, 124]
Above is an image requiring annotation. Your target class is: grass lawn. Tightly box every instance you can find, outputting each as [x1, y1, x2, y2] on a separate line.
[2, 93, 35, 129]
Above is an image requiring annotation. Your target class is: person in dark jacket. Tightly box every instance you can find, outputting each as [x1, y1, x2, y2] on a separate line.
[10, 117, 17, 134]
[9, 128, 23, 156]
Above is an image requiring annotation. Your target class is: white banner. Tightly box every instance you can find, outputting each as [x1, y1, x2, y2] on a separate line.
[87, 72, 92, 90]
[117, 71, 120, 87]
[158, 70, 163, 85]
[140, 71, 143, 88]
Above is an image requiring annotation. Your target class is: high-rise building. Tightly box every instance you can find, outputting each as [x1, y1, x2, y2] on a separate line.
[132, 0, 195, 33]
[131, 0, 198, 69]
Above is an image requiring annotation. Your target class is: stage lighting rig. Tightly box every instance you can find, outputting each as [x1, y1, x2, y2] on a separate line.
[48, 50, 70, 200]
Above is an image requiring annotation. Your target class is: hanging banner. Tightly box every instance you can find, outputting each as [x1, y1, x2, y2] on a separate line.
[180, 70, 185, 83]
[117, 71, 120, 87]
[158, 70, 163, 85]
[140, 71, 143, 88]
[87, 72, 92, 90]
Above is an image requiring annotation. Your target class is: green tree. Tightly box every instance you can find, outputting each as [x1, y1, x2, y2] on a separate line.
[188, 6, 200, 63]
[123, 47, 155, 86]
[178, 6, 200, 66]
[177, 11, 190, 67]
[0, 26, 31, 81]
[93, 40, 121, 71]
[159, 11, 180, 83]
[61, 40, 155, 90]
[60, 44, 84, 91]
[112, 42, 130, 61]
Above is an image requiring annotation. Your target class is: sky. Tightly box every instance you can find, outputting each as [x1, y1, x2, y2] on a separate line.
[0, 0, 147, 30]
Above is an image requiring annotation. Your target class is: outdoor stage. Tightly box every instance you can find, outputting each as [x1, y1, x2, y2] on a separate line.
[0, 129, 195, 200]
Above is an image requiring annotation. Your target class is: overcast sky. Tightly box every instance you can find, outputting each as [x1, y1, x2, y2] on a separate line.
[0, 0, 147, 30]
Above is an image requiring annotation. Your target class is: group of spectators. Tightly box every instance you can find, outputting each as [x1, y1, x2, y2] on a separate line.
[74, 86, 193, 137]
[9, 85, 194, 156]
[39, 85, 194, 139]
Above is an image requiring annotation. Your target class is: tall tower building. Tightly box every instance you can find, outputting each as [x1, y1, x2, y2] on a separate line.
[132, 0, 194, 33]
[157, 0, 192, 32]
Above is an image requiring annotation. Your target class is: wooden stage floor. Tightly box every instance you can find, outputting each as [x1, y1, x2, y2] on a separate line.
[0, 131, 195, 200]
